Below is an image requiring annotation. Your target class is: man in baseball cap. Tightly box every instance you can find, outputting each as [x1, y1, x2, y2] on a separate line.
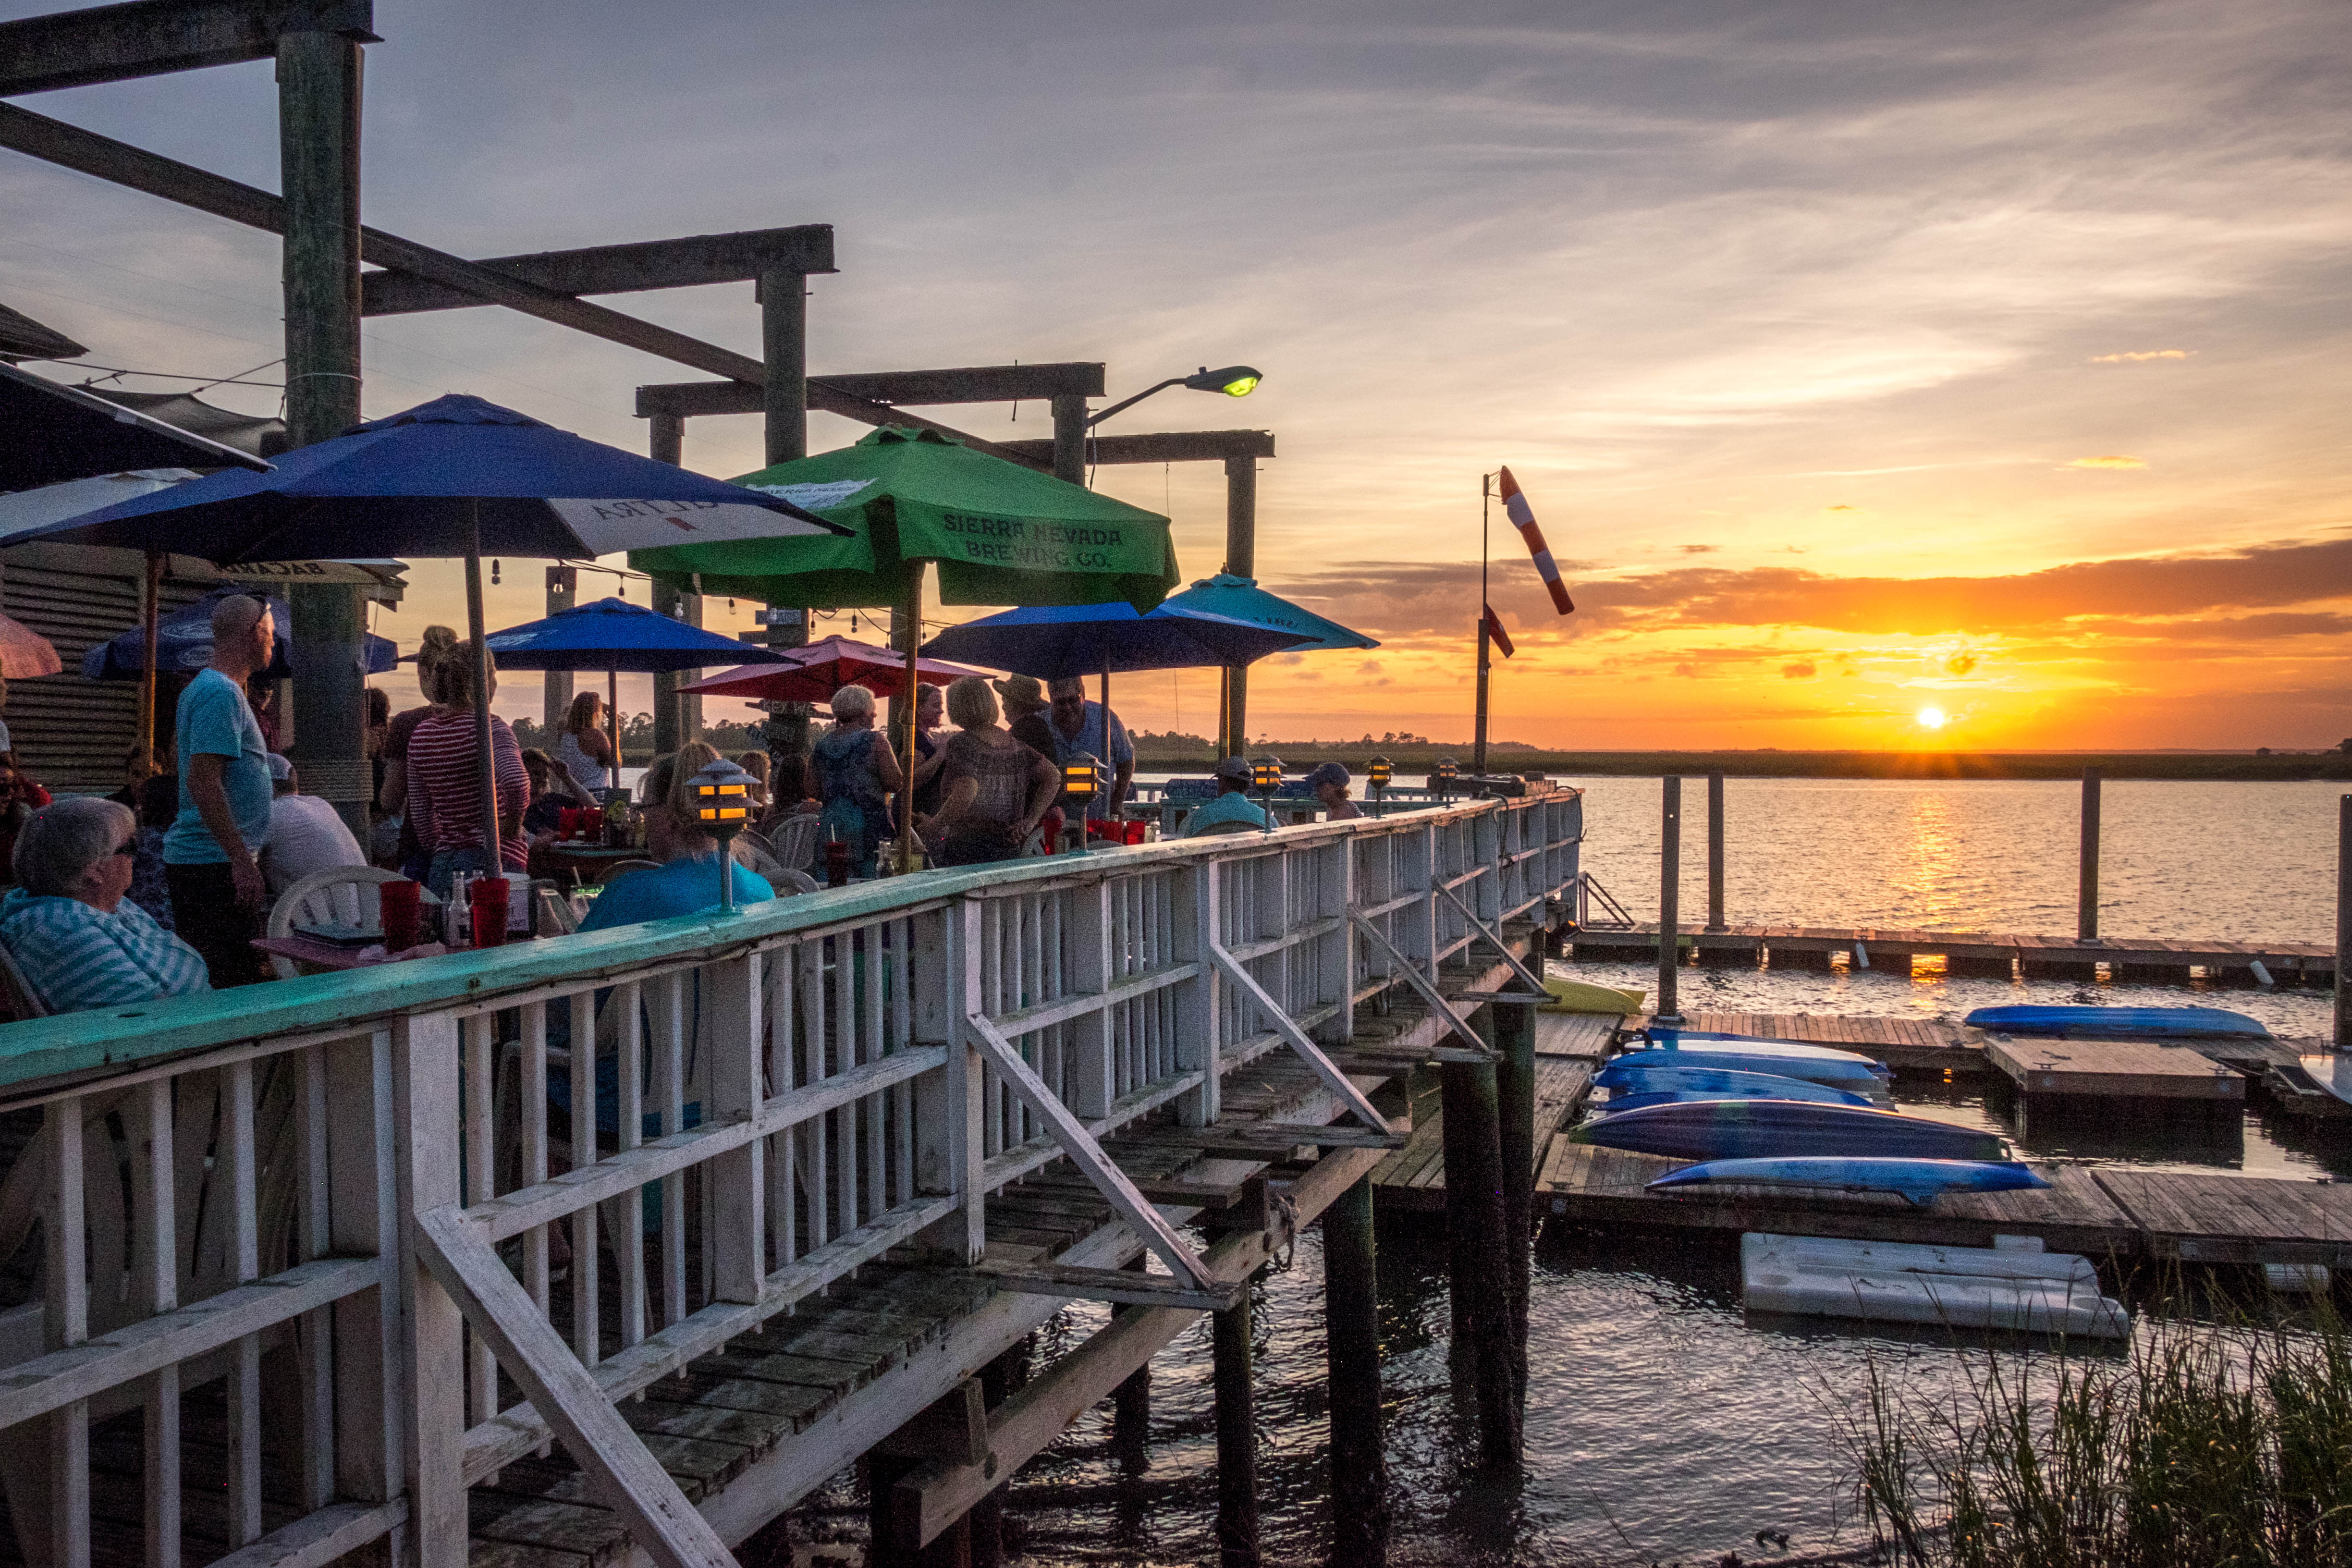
[1176, 756, 1269, 838]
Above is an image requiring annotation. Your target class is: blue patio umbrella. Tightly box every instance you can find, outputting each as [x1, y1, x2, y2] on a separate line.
[484, 597, 795, 789]
[920, 603, 1309, 770]
[19, 394, 846, 863]
[81, 587, 398, 683]
[1157, 573, 1379, 652]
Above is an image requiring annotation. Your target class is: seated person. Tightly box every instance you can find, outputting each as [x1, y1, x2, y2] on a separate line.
[261, 754, 367, 895]
[1308, 761, 1362, 821]
[1176, 756, 1271, 837]
[576, 743, 776, 933]
[522, 747, 600, 838]
[0, 797, 209, 1014]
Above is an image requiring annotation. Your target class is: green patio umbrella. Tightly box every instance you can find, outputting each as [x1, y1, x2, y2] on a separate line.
[630, 426, 1180, 870]
[628, 425, 1178, 612]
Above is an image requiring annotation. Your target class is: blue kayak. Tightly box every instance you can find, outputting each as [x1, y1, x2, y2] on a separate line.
[1613, 1031, 1892, 1089]
[1963, 1004, 2269, 1041]
[1592, 1063, 1876, 1108]
[1648, 1157, 2049, 1208]
[1572, 1099, 2008, 1162]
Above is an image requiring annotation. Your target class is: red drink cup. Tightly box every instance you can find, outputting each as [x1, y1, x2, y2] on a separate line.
[558, 807, 577, 839]
[824, 840, 851, 888]
[468, 876, 511, 949]
[380, 878, 422, 952]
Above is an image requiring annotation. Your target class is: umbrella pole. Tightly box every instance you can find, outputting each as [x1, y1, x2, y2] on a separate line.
[608, 658, 622, 792]
[464, 503, 503, 882]
[139, 550, 161, 753]
[899, 563, 922, 873]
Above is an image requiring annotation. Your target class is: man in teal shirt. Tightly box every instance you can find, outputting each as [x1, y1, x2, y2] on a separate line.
[165, 595, 276, 986]
[1176, 757, 1271, 837]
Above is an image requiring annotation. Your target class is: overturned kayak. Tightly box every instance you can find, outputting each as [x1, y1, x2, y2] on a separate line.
[1741, 1232, 2127, 1336]
[1591, 1062, 1876, 1109]
[1649, 1157, 2049, 1208]
[1963, 1004, 2269, 1041]
[1614, 1029, 1892, 1088]
[1573, 1098, 2008, 1162]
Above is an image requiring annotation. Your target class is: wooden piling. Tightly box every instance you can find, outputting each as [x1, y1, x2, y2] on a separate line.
[540, 565, 576, 735]
[2078, 766, 2102, 941]
[1488, 1001, 1535, 1395]
[1213, 1282, 1261, 1568]
[1322, 1175, 1390, 1566]
[2338, 795, 2351, 1049]
[1111, 1258, 1151, 1474]
[1223, 454, 1257, 750]
[1706, 771, 1726, 931]
[1050, 393, 1088, 486]
[759, 267, 807, 465]
[1440, 1056, 1523, 1475]
[1656, 776, 1684, 1023]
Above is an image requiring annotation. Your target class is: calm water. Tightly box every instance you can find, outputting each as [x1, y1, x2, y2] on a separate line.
[784, 779, 2348, 1565]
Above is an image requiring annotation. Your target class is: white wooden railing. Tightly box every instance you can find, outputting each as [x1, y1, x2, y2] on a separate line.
[0, 791, 1580, 1568]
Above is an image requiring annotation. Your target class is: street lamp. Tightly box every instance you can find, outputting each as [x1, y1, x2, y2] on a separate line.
[1434, 757, 1458, 804]
[1086, 365, 1264, 429]
[689, 756, 757, 912]
[1368, 755, 1392, 816]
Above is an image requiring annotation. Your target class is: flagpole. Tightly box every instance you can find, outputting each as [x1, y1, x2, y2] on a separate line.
[1474, 472, 1492, 777]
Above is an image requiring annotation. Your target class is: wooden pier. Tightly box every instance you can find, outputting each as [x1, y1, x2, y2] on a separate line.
[1568, 923, 2335, 985]
[1987, 1037, 2246, 1102]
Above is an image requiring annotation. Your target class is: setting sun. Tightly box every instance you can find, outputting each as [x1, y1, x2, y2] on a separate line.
[1916, 707, 1948, 730]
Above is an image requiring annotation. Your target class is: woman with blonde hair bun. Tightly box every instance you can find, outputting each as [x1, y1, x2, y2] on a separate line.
[379, 625, 460, 878]
[558, 689, 618, 792]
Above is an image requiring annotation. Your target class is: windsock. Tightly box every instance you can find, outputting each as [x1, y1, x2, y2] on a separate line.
[1496, 466, 1574, 615]
[1482, 602, 1515, 658]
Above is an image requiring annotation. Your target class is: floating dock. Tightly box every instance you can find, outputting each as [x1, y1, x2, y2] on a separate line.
[1568, 923, 2334, 985]
[1987, 1037, 2246, 1102]
[1527, 1011, 2352, 1267]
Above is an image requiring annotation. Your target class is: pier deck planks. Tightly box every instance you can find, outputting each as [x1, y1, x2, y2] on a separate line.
[1372, 1053, 1597, 1213]
[1987, 1037, 2247, 1102]
[1570, 923, 2333, 981]
[2092, 1171, 2352, 1265]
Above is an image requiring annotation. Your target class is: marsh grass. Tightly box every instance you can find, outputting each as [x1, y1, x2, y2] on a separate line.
[1840, 1295, 2352, 1566]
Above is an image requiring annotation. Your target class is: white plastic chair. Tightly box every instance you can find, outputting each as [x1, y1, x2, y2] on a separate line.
[265, 865, 409, 980]
[766, 812, 822, 872]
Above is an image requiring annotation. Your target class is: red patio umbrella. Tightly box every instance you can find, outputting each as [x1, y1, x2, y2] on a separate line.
[0, 612, 61, 679]
[679, 635, 986, 705]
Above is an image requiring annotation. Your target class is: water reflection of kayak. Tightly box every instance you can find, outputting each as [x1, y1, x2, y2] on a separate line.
[1574, 1098, 2009, 1162]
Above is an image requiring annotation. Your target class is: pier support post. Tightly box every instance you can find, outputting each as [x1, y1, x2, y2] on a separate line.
[1655, 776, 1683, 1024]
[540, 566, 576, 735]
[1489, 1001, 1535, 1393]
[650, 577, 701, 755]
[1222, 453, 1257, 751]
[1440, 1055, 1522, 1476]
[1705, 771, 1726, 931]
[1323, 1175, 1389, 1566]
[2338, 795, 2351, 1049]
[1050, 393, 1088, 486]
[2078, 766, 2102, 942]
[1213, 1280, 1261, 1568]
[1111, 1258, 1152, 1473]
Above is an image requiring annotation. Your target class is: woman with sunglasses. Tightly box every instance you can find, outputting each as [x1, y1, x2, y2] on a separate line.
[0, 797, 208, 1015]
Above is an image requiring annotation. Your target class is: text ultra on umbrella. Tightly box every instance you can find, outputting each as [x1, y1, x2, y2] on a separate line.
[484, 597, 794, 787]
[21, 394, 846, 861]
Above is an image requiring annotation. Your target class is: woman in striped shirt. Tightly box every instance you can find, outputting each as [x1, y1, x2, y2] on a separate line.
[406, 640, 530, 894]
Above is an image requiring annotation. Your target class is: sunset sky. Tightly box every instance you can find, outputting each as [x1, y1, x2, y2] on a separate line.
[5, 0, 2347, 750]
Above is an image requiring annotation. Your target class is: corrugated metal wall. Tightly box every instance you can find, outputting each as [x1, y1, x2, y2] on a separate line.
[2, 546, 207, 795]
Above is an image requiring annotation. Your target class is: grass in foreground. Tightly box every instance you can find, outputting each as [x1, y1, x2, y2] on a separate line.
[1840, 1301, 2352, 1566]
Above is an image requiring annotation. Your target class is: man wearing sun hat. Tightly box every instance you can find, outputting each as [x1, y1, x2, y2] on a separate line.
[994, 675, 1056, 758]
[1175, 757, 1270, 838]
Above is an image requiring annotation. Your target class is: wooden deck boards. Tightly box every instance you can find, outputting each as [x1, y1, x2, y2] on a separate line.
[1987, 1037, 2247, 1102]
[1569, 923, 2334, 980]
[2092, 1170, 2352, 1265]
[1372, 1054, 1596, 1213]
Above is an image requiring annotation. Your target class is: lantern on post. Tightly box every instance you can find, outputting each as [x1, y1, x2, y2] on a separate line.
[1368, 755, 1392, 816]
[1063, 750, 1105, 850]
[1434, 756, 1458, 803]
[690, 756, 757, 912]
[1251, 755, 1284, 833]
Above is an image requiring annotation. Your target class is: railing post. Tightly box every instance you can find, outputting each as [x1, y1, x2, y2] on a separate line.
[1705, 772, 1725, 931]
[915, 901, 986, 1263]
[1322, 834, 1357, 1045]
[330, 1031, 403, 1524]
[706, 954, 766, 1304]
[1415, 821, 1440, 986]
[1070, 880, 1114, 1121]
[2337, 795, 2351, 1050]
[1176, 859, 1224, 1128]
[392, 1013, 469, 1568]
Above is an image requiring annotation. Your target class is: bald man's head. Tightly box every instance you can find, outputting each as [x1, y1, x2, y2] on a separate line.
[209, 595, 274, 679]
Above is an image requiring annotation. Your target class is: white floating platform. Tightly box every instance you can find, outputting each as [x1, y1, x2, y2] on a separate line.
[1741, 1232, 2131, 1338]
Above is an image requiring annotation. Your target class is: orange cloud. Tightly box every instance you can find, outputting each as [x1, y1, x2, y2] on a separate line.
[2068, 455, 2147, 469]
[2089, 349, 2193, 362]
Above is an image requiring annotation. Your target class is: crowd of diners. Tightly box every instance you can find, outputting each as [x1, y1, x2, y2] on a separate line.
[0, 595, 1370, 1020]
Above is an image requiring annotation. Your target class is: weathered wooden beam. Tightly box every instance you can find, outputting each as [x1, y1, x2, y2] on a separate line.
[970, 1258, 1241, 1313]
[359, 225, 836, 316]
[636, 362, 1105, 419]
[0, 0, 373, 98]
[1001, 428, 1275, 466]
[0, 101, 1038, 463]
